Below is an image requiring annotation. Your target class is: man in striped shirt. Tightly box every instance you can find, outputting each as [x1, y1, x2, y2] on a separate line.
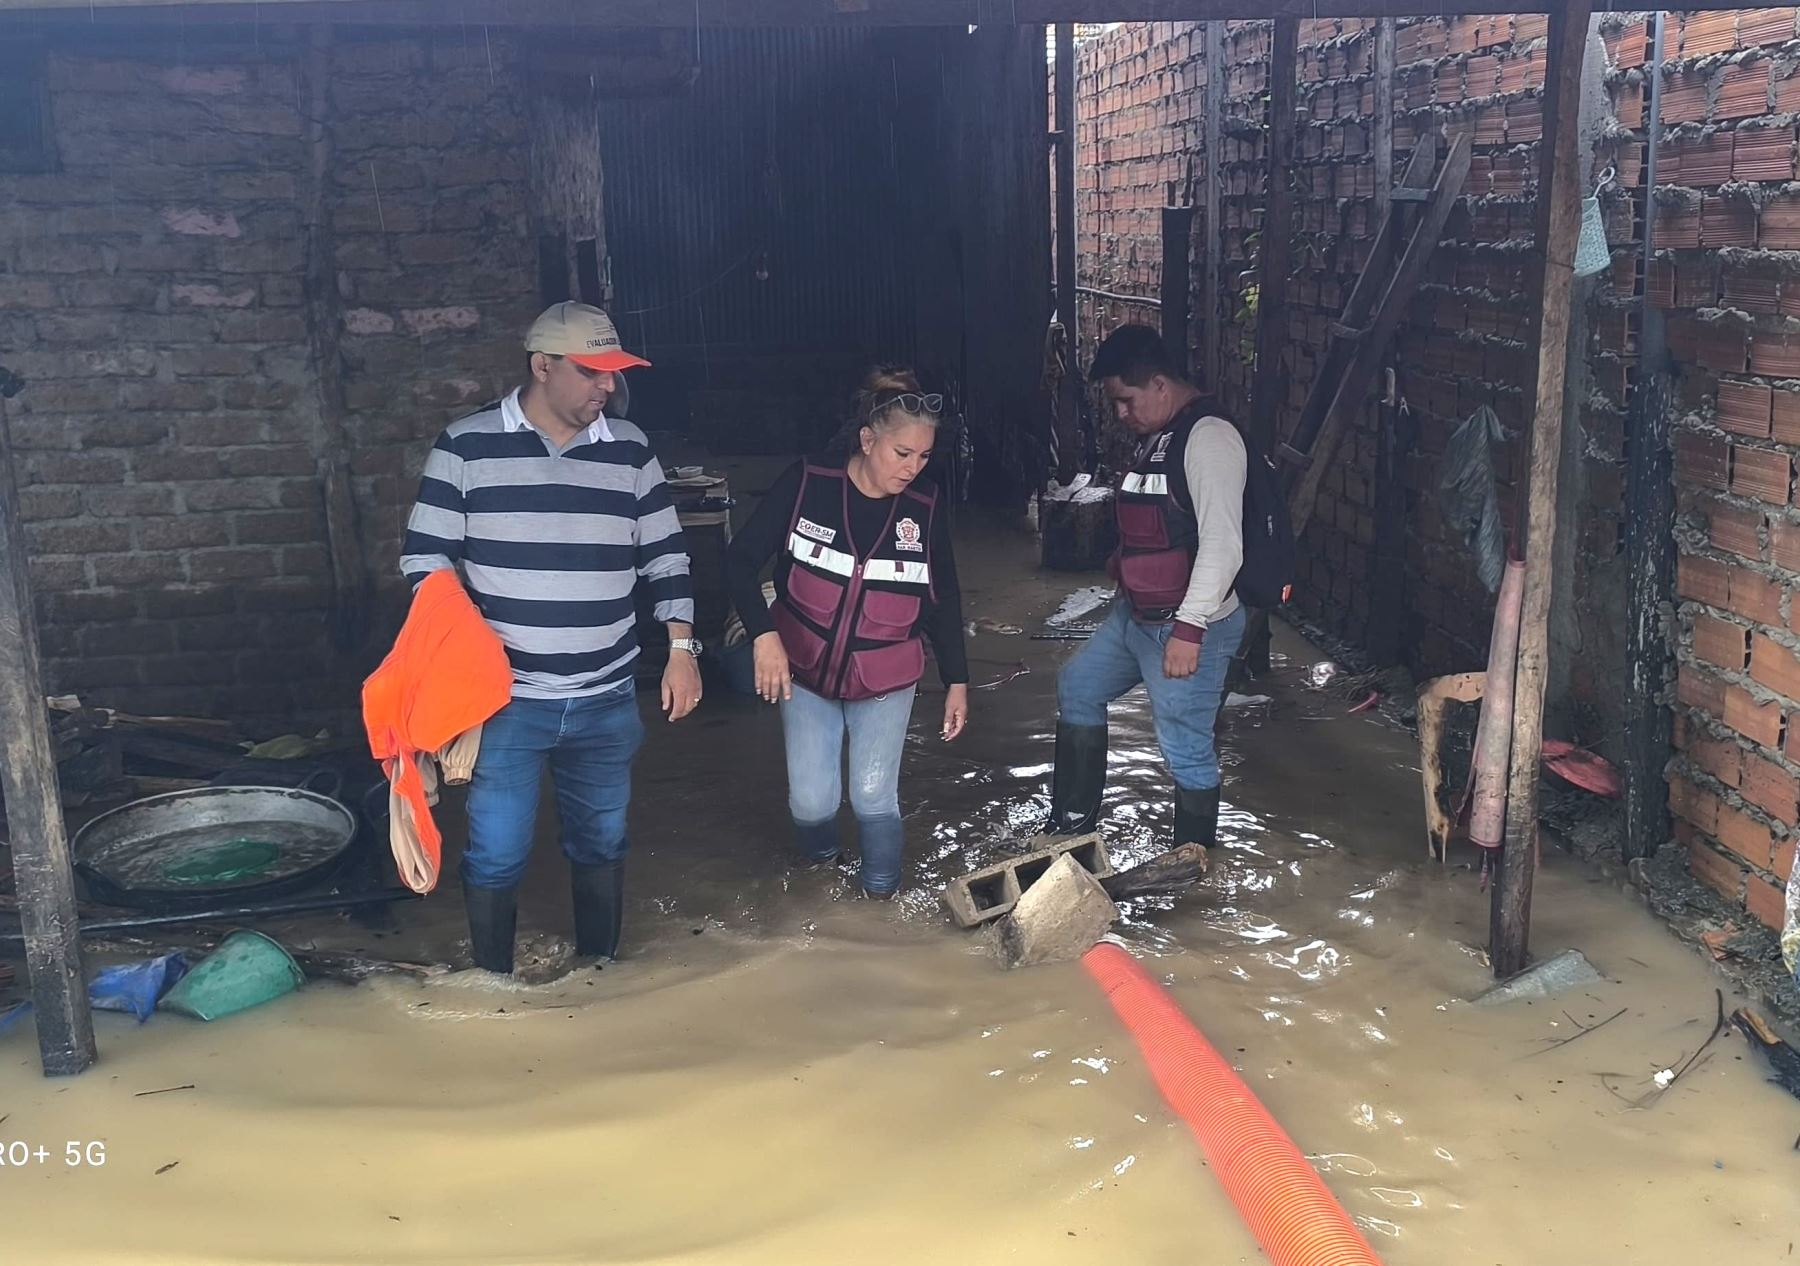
[401, 302, 700, 974]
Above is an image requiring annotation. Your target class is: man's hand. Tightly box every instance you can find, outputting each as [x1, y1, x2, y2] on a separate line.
[1162, 634, 1201, 680]
[941, 683, 969, 741]
[662, 647, 702, 721]
[753, 632, 792, 703]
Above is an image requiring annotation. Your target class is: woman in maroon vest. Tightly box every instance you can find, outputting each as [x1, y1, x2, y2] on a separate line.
[726, 369, 970, 898]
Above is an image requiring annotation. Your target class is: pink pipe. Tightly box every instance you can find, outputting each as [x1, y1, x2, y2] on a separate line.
[1468, 558, 1525, 850]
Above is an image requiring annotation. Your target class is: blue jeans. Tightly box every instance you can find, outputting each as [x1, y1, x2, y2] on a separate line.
[780, 682, 916, 895]
[1056, 601, 1247, 791]
[462, 687, 646, 891]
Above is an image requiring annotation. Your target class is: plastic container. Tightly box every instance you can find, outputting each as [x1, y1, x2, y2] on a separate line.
[159, 930, 305, 1021]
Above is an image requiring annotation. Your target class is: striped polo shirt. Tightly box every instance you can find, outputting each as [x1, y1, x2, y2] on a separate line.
[400, 389, 693, 700]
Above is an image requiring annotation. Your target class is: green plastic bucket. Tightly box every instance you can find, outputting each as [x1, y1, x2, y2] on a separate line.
[160, 930, 305, 1021]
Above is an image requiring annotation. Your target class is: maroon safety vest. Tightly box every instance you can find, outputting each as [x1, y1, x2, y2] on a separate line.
[771, 460, 939, 701]
[1113, 406, 1203, 621]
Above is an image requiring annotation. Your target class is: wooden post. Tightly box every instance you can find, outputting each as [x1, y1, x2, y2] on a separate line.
[1372, 19, 1395, 222]
[1201, 20, 1225, 396]
[0, 402, 96, 1076]
[1248, 17, 1298, 454]
[1623, 10, 1674, 863]
[1053, 21, 1081, 483]
[1160, 203, 1194, 378]
[1491, 0, 1594, 978]
[302, 26, 368, 653]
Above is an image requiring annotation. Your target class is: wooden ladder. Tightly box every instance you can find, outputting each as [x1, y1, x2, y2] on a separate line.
[1236, 129, 1472, 678]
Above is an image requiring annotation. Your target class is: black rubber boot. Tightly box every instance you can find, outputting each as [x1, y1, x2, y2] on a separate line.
[463, 884, 517, 974]
[1047, 722, 1108, 834]
[1174, 784, 1222, 849]
[571, 861, 624, 960]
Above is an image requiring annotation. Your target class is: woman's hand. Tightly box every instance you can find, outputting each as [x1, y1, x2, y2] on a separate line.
[941, 683, 969, 741]
[753, 632, 792, 703]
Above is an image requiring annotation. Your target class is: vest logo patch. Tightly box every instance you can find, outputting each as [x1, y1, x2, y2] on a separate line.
[796, 517, 836, 545]
[1149, 431, 1174, 463]
[895, 517, 924, 552]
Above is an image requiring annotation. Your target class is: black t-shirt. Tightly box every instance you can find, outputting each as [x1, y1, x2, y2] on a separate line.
[725, 457, 969, 686]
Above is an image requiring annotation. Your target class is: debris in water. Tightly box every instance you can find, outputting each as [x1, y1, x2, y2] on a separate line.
[133, 1084, 196, 1098]
[1224, 693, 1273, 709]
[1305, 661, 1341, 690]
[1472, 949, 1605, 1006]
[155, 1161, 179, 1175]
[1653, 1068, 1676, 1090]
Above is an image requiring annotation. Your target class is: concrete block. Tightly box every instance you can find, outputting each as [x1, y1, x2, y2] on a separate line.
[940, 833, 1113, 929]
[1471, 949, 1605, 1006]
[992, 854, 1119, 970]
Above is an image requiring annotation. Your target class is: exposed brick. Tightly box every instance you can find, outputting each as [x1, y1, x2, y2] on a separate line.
[1772, 518, 1800, 572]
[1708, 501, 1764, 560]
[1677, 554, 1731, 607]
[1763, 192, 1800, 249]
[1775, 837, 1797, 882]
[1688, 839, 1747, 902]
[1741, 755, 1799, 828]
[1751, 633, 1800, 701]
[1690, 732, 1745, 788]
[1693, 613, 1750, 670]
[1773, 392, 1800, 446]
[1675, 431, 1731, 492]
[1670, 773, 1723, 834]
[1725, 684, 1785, 747]
[1731, 446, 1791, 504]
[1731, 125, 1795, 182]
[1746, 874, 1786, 929]
[1730, 566, 1785, 624]
[1716, 380, 1773, 438]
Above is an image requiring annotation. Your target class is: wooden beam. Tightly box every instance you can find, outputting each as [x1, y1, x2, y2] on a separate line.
[301, 26, 367, 655]
[0, 401, 96, 1076]
[0, 0, 1603, 33]
[1248, 17, 1298, 455]
[1490, 0, 1594, 979]
[1623, 10, 1674, 864]
[1201, 20, 1225, 397]
[1053, 21, 1081, 484]
[1160, 204, 1194, 379]
[1372, 18, 1395, 224]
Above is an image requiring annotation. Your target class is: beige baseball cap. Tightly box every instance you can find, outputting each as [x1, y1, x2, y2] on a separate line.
[524, 302, 651, 372]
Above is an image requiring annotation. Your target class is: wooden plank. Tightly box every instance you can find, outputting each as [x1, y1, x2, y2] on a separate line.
[0, 1, 1619, 32]
[1053, 22, 1080, 484]
[1623, 10, 1673, 865]
[1491, 0, 1594, 979]
[1160, 205, 1194, 378]
[1282, 133, 1437, 467]
[302, 26, 367, 653]
[0, 403, 95, 1077]
[1288, 130, 1471, 541]
[1201, 20, 1226, 396]
[1373, 19, 1395, 224]
[1248, 17, 1299, 455]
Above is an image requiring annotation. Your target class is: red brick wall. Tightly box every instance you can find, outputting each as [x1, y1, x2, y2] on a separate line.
[1074, 17, 1627, 727]
[1074, 12, 1798, 937]
[1655, 8, 1800, 935]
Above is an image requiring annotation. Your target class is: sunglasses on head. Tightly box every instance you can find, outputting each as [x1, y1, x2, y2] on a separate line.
[873, 392, 944, 416]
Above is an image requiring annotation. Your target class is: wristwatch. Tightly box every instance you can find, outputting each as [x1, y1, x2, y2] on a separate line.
[670, 637, 703, 658]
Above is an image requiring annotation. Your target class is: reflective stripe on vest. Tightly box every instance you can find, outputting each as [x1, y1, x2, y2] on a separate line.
[788, 531, 856, 577]
[1120, 472, 1170, 496]
[864, 558, 931, 585]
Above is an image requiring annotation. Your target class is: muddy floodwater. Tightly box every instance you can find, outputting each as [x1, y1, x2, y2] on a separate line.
[1, 516, 1794, 1265]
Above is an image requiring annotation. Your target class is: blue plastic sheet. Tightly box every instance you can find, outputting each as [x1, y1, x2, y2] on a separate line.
[0, 952, 189, 1037]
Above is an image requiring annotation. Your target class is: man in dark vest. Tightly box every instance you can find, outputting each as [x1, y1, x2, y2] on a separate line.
[1048, 324, 1248, 860]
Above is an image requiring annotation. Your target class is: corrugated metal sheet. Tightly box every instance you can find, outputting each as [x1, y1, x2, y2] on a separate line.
[599, 29, 915, 364]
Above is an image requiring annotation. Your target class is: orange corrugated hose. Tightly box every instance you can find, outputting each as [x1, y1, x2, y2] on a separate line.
[1083, 942, 1385, 1266]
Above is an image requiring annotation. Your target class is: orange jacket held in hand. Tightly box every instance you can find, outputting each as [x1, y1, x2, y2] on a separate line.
[362, 570, 512, 893]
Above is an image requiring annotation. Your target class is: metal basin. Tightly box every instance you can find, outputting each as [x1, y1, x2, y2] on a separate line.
[73, 786, 358, 911]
